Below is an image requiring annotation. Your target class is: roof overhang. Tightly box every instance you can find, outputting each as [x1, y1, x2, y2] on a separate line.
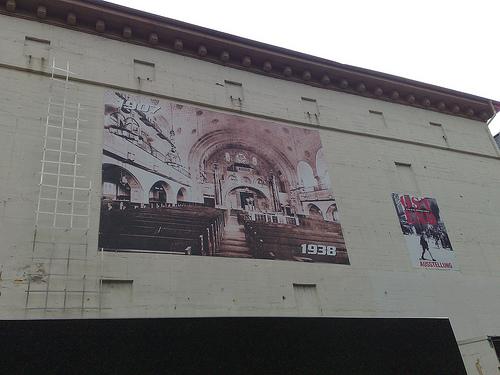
[1, 0, 499, 122]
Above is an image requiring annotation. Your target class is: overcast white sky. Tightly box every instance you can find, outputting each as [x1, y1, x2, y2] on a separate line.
[110, 0, 500, 135]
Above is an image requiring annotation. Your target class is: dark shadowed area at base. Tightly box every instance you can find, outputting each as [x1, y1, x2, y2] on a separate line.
[0, 317, 466, 375]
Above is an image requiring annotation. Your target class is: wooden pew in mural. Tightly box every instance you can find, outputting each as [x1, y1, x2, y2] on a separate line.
[99, 205, 225, 255]
[133, 206, 226, 253]
[244, 221, 349, 264]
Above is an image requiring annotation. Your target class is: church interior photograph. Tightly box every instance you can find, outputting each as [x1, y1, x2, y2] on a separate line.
[99, 91, 349, 264]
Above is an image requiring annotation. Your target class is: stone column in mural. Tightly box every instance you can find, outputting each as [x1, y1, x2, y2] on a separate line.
[315, 175, 330, 190]
[269, 173, 281, 212]
[213, 163, 221, 205]
[314, 175, 322, 190]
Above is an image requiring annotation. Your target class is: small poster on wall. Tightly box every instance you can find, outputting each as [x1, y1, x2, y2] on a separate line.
[391, 193, 458, 270]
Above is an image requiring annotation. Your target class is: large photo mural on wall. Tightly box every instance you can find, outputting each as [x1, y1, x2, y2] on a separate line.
[392, 193, 458, 270]
[99, 90, 349, 264]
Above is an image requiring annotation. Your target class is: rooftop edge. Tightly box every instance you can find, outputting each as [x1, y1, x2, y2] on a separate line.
[1, 0, 499, 122]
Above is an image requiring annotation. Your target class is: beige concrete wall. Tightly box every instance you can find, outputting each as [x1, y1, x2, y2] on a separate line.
[0, 15, 499, 373]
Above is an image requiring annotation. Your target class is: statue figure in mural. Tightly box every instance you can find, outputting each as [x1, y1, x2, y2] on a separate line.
[419, 233, 436, 261]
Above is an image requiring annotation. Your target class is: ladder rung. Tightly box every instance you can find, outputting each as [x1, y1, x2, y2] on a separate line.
[50, 76, 75, 84]
[46, 116, 86, 123]
[33, 240, 89, 245]
[39, 184, 90, 191]
[36, 211, 90, 217]
[24, 307, 101, 311]
[46, 118, 86, 125]
[52, 65, 76, 74]
[34, 225, 90, 231]
[47, 117, 88, 123]
[39, 197, 90, 204]
[48, 100, 80, 109]
[44, 148, 87, 156]
[26, 290, 99, 294]
[40, 172, 86, 178]
[40, 160, 80, 166]
[32, 258, 89, 262]
[44, 136, 89, 144]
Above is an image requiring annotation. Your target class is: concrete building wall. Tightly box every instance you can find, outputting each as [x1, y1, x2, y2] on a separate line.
[0, 15, 499, 373]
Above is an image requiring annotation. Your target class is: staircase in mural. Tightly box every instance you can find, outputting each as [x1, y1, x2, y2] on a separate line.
[217, 216, 252, 258]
